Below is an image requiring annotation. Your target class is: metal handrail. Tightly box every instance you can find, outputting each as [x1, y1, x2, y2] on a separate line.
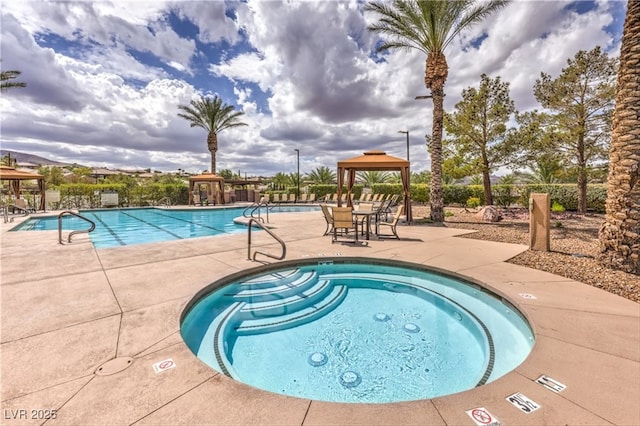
[247, 218, 286, 262]
[58, 211, 96, 244]
[242, 200, 270, 223]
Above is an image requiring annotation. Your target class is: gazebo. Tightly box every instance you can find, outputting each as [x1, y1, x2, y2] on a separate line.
[188, 173, 225, 205]
[0, 165, 46, 211]
[336, 150, 412, 223]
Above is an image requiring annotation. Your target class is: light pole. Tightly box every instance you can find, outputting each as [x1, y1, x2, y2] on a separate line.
[398, 130, 409, 162]
[294, 148, 300, 203]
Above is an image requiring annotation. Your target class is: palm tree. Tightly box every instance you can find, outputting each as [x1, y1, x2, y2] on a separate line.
[1, 69, 26, 91]
[599, 1, 639, 274]
[177, 95, 247, 174]
[307, 166, 336, 184]
[357, 170, 392, 187]
[366, 0, 509, 222]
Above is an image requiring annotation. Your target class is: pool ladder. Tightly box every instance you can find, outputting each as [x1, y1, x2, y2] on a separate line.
[242, 199, 271, 224]
[58, 211, 96, 244]
[247, 218, 286, 262]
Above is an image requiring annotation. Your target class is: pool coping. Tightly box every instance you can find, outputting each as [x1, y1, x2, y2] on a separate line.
[1, 209, 638, 425]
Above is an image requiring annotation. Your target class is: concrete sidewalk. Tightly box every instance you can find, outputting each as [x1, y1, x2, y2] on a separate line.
[1, 210, 638, 425]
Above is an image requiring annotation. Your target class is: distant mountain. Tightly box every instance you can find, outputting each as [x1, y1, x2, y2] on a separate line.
[0, 150, 72, 167]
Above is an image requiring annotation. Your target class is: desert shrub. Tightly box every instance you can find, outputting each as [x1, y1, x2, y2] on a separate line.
[466, 197, 481, 208]
[551, 201, 566, 212]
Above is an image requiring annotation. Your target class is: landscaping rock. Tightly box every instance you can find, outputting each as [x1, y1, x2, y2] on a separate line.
[476, 206, 502, 222]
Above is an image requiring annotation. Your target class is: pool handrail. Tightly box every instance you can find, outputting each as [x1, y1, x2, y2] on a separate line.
[157, 197, 171, 208]
[242, 199, 270, 224]
[58, 210, 96, 244]
[247, 218, 286, 262]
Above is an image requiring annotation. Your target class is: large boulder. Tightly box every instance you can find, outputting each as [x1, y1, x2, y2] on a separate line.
[476, 206, 502, 222]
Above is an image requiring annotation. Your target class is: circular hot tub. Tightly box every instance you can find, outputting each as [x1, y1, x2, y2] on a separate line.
[181, 258, 534, 403]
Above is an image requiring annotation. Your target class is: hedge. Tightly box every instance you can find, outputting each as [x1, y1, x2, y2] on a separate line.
[58, 183, 188, 208]
[300, 183, 607, 212]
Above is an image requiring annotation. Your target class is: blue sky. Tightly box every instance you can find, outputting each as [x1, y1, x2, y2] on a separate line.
[0, 0, 626, 176]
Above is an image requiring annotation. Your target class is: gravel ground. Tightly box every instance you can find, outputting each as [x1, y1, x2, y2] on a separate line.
[411, 205, 639, 303]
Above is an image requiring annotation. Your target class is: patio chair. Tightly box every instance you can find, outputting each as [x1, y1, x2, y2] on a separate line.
[308, 193, 316, 203]
[320, 204, 334, 236]
[332, 206, 358, 244]
[288, 193, 296, 203]
[357, 193, 366, 203]
[376, 205, 404, 239]
[272, 194, 281, 204]
[300, 193, 308, 203]
[330, 193, 338, 203]
[364, 193, 372, 202]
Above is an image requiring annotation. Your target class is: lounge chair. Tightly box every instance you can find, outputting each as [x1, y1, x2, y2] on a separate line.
[331, 206, 358, 244]
[272, 194, 281, 204]
[376, 205, 404, 239]
[357, 193, 366, 203]
[263, 194, 271, 204]
[308, 193, 316, 203]
[330, 193, 338, 203]
[288, 193, 296, 203]
[320, 204, 334, 236]
[300, 193, 308, 203]
[364, 193, 372, 202]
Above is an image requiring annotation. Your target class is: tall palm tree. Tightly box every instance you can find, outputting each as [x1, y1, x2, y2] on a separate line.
[1, 69, 26, 91]
[177, 95, 247, 174]
[599, 0, 639, 274]
[366, 0, 509, 222]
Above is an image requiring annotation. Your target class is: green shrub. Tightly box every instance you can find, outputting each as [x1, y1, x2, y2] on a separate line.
[519, 184, 606, 212]
[551, 201, 566, 212]
[466, 197, 481, 208]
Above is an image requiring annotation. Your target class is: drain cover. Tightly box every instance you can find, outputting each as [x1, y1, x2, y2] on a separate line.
[95, 357, 134, 376]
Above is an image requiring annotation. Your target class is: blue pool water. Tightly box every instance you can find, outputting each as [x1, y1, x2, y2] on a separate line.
[181, 259, 535, 403]
[12, 206, 319, 249]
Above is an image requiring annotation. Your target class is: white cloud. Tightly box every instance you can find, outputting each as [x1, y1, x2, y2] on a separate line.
[0, 0, 625, 176]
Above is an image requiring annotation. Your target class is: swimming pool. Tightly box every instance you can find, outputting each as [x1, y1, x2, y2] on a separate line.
[181, 258, 535, 403]
[12, 205, 319, 249]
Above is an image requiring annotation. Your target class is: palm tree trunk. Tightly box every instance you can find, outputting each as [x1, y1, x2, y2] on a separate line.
[207, 132, 218, 174]
[429, 87, 445, 222]
[598, 0, 640, 274]
[426, 53, 448, 223]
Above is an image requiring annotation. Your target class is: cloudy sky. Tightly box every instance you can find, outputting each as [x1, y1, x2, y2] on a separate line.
[0, 0, 626, 176]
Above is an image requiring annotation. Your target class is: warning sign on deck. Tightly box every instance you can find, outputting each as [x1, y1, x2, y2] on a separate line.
[465, 407, 500, 426]
[519, 293, 537, 299]
[536, 375, 567, 393]
[152, 358, 176, 374]
[506, 392, 540, 413]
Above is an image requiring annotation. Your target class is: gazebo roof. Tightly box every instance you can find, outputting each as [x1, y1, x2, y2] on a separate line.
[337, 150, 408, 170]
[188, 173, 225, 182]
[0, 165, 44, 180]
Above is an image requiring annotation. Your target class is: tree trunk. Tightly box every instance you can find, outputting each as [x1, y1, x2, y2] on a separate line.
[598, 0, 640, 274]
[577, 130, 587, 214]
[426, 53, 448, 223]
[482, 168, 493, 206]
[207, 132, 218, 174]
[429, 87, 445, 222]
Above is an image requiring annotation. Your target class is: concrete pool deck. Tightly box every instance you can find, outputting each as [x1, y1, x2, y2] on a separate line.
[1, 208, 638, 425]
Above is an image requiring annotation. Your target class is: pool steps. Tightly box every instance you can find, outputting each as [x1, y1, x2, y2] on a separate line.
[228, 271, 318, 301]
[233, 285, 347, 336]
[237, 279, 332, 319]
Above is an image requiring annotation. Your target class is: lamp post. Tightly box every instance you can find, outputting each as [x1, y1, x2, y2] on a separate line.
[294, 148, 300, 203]
[398, 130, 409, 162]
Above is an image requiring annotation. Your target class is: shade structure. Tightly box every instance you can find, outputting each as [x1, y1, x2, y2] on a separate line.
[0, 166, 46, 211]
[188, 173, 225, 205]
[336, 150, 412, 223]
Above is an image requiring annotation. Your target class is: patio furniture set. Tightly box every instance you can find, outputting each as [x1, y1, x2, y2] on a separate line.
[321, 195, 404, 244]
